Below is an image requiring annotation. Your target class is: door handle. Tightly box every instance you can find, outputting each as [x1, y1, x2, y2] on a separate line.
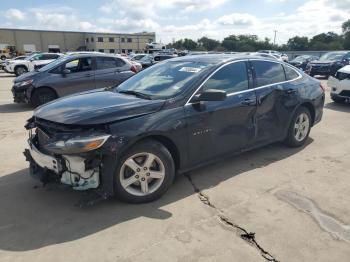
[84, 73, 93, 77]
[241, 98, 256, 106]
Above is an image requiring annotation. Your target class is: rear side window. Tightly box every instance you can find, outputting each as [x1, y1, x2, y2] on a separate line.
[96, 57, 125, 69]
[284, 65, 300, 80]
[252, 61, 285, 87]
[201, 61, 248, 94]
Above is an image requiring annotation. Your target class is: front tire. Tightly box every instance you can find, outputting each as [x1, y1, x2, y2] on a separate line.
[30, 88, 57, 107]
[285, 106, 311, 147]
[114, 140, 175, 203]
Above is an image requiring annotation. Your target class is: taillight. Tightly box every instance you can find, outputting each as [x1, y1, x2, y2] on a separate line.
[320, 82, 326, 92]
[130, 65, 137, 73]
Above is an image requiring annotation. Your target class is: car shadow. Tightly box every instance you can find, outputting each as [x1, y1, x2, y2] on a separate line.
[324, 102, 350, 113]
[0, 138, 313, 251]
[0, 103, 33, 113]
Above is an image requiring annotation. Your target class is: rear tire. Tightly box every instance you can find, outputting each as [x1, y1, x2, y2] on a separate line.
[285, 106, 311, 148]
[15, 66, 28, 76]
[114, 140, 175, 203]
[30, 88, 57, 107]
[331, 96, 345, 104]
[0, 55, 6, 60]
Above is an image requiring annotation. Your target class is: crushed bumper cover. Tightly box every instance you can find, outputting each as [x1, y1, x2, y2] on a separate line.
[24, 139, 100, 190]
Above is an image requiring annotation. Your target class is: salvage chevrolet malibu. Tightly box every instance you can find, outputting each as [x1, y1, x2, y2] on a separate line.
[24, 54, 325, 203]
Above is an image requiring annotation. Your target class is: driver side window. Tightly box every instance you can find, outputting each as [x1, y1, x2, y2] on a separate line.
[201, 61, 248, 94]
[65, 58, 92, 73]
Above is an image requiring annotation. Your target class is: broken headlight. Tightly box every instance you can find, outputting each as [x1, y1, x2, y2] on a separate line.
[45, 133, 111, 154]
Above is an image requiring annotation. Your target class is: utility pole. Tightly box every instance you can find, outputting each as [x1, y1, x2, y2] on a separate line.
[273, 30, 277, 46]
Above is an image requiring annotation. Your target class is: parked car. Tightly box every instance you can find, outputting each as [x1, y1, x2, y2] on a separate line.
[258, 50, 281, 56]
[146, 42, 166, 50]
[0, 55, 27, 70]
[328, 65, 350, 103]
[24, 54, 325, 203]
[250, 52, 280, 60]
[289, 55, 319, 71]
[306, 51, 350, 77]
[281, 53, 289, 62]
[12, 53, 136, 107]
[152, 54, 177, 64]
[5, 53, 63, 76]
[120, 55, 142, 72]
[132, 54, 154, 68]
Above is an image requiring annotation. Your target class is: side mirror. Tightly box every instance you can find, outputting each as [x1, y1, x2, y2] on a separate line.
[62, 68, 71, 75]
[193, 89, 227, 103]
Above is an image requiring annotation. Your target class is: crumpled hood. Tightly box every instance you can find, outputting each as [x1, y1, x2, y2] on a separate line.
[34, 90, 165, 125]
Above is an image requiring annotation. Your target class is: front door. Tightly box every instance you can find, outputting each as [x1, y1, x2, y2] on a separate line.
[185, 61, 257, 165]
[50, 57, 95, 97]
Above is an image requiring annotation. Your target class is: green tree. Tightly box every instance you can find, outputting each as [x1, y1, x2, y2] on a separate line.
[287, 36, 309, 51]
[342, 19, 350, 33]
[309, 32, 343, 50]
[182, 38, 197, 50]
[342, 19, 350, 49]
[197, 37, 220, 51]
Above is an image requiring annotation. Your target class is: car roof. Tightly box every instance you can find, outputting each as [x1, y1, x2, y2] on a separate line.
[169, 54, 279, 64]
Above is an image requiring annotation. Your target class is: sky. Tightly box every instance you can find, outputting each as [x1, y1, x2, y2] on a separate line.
[0, 0, 349, 44]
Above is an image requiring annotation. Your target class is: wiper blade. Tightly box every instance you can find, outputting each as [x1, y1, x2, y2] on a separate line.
[118, 90, 152, 100]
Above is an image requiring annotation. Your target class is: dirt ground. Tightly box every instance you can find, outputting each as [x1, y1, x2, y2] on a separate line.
[0, 71, 349, 262]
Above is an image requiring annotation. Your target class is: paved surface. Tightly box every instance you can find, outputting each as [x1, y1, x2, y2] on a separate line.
[0, 71, 349, 262]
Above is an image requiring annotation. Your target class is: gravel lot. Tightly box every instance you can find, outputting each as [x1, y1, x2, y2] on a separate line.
[0, 71, 349, 262]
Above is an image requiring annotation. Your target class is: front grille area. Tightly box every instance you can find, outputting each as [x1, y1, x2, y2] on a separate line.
[339, 90, 350, 97]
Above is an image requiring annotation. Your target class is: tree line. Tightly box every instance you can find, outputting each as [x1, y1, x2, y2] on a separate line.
[167, 19, 350, 52]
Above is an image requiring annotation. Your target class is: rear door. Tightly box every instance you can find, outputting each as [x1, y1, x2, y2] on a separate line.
[48, 57, 96, 97]
[94, 56, 132, 88]
[251, 60, 301, 143]
[185, 60, 257, 165]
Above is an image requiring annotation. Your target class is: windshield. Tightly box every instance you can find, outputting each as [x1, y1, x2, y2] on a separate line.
[38, 56, 68, 72]
[116, 61, 213, 99]
[319, 52, 346, 61]
[24, 53, 38, 61]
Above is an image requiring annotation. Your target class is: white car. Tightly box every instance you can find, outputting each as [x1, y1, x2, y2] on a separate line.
[146, 42, 166, 50]
[281, 53, 289, 62]
[328, 65, 350, 103]
[5, 52, 62, 76]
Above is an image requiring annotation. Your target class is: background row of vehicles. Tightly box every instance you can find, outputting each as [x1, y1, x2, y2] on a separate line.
[2, 49, 350, 107]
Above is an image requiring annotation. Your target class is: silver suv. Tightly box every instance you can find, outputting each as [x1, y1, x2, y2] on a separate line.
[12, 53, 136, 107]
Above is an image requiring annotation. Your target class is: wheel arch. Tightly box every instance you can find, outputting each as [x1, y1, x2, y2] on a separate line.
[29, 86, 58, 102]
[126, 134, 181, 171]
[14, 64, 28, 71]
[300, 101, 315, 126]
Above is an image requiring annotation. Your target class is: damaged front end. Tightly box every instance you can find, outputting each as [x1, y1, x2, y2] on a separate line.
[24, 117, 118, 196]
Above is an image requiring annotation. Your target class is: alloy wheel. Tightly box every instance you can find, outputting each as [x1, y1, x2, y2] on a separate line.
[294, 112, 310, 142]
[119, 152, 165, 196]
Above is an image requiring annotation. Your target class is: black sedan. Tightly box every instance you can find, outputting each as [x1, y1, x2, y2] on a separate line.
[24, 54, 325, 203]
[289, 55, 319, 71]
[306, 51, 350, 77]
